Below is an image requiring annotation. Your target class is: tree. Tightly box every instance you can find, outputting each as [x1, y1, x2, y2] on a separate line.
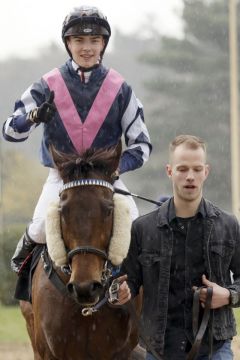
[2, 150, 47, 226]
[139, 0, 240, 211]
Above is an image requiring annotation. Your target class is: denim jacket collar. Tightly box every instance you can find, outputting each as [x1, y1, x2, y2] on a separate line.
[157, 197, 220, 228]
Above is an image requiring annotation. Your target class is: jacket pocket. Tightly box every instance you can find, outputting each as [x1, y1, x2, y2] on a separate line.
[138, 252, 161, 267]
[210, 243, 234, 257]
[210, 244, 233, 282]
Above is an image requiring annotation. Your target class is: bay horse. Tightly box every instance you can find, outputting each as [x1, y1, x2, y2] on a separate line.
[19, 142, 144, 360]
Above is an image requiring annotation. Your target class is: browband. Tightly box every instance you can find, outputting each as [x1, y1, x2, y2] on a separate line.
[60, 179, 114, 195]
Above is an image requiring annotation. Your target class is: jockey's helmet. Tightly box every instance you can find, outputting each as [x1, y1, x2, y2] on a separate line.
[62, 6, 111, 58]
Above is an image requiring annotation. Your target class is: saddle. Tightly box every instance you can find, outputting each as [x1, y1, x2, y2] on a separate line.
[14, 245, 45, 302]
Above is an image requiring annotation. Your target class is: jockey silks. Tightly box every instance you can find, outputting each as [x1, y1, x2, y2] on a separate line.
[3, 60, 151, 174]
[43, 68, 124, 154]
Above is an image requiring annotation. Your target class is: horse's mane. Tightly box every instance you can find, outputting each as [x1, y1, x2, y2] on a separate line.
[52, 145, 119, 181]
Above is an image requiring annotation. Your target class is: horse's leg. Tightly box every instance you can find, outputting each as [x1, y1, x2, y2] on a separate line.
[20, 300, 42, 360]
[113, 291, 144, 360]
[31, 262, 60, 360]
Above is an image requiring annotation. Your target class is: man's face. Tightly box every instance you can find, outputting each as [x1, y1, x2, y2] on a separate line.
[166, 144, 209, 203]
[67, 35, 105, 68]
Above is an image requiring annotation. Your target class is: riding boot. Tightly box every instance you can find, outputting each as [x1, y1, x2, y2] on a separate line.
[11, 231, 36, 274]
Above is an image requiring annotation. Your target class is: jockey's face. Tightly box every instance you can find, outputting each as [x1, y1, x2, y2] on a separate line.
[67, 35, 105, 68]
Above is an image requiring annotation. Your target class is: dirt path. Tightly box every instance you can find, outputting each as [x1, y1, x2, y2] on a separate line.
[0, 342, 33, 360]
[0, 337, 239, 359]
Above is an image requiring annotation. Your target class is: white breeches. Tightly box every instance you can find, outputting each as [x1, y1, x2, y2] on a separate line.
[28, 168, 139, 244]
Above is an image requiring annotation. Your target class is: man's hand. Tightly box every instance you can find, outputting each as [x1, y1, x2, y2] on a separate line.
[193, 274, 230, 309]
[111, 275, 131, 305]
[27, 91, 56, 124]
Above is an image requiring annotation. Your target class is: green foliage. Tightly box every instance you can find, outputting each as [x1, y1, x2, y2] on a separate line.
[0, 305, 29, 342]
[138, 0, 240, 210]
[2, 150, 47, 225]
[0, 148, 47, 306]
[234, 308, 240, 334]
[0, 224, 25, 305]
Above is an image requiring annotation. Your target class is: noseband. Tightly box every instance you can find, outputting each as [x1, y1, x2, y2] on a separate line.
[60, 178, 113, 264]
[44, 177, 131, 315]
[68, 246, 108, 262]
[59, 178, 116, 291]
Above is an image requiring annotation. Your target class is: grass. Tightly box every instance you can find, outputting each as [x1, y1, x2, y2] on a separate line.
[0, 305, 239, 343]
[234, 308, 240, 334]
[0, 304, 29, 343]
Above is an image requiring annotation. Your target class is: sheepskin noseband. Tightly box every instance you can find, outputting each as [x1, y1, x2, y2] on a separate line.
[45, 194, 131, 267]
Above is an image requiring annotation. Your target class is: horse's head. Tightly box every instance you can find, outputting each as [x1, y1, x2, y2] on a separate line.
[50, 142, 122, 306]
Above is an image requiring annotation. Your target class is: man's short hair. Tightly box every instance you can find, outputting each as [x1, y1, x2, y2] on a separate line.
[169, 134, 207, 158]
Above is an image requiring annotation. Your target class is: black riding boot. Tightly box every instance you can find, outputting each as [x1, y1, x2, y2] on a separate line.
[11, 231, 36, 274]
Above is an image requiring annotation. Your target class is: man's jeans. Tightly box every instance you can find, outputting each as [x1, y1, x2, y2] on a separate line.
[196, 340, 233, 360]
[145, 340, 233, 360]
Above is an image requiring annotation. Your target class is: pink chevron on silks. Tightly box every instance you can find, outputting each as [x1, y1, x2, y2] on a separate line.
[43, 68, 124, 153]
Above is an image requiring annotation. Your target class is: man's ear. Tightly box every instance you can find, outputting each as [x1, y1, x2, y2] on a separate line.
[166, 164, 172, 178]
[205, 164, 210, 179]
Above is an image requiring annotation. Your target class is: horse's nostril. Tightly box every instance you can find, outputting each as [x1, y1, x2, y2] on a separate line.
[90, 281, 103, 295]
[67, 282, 74, 295]
[66, 281, 103, 300]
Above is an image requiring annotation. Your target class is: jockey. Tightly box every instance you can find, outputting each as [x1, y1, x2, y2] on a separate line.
[2, 5, 152, 274]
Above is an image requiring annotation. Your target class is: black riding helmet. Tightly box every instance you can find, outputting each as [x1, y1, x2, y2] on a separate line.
[62, 6, 111, 59]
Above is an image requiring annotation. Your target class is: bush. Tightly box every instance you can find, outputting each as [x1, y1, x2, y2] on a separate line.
[0, 224, 25, 305]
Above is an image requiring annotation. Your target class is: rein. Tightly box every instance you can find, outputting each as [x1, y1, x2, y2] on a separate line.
[187, 286, 213, 360]
[42, 247, 119, 316]
[60, 179, 161, 206]
[125, 285, 213, 360]
[45, 177, 122, 316]
[57, 178, 213, 358]
[114, 187, 162, 206]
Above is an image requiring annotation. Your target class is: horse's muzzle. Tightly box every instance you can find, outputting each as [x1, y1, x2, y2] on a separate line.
[67, 280, 103, 305]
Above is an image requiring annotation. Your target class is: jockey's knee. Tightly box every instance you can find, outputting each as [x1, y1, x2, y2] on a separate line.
[28, 218, 46, 244]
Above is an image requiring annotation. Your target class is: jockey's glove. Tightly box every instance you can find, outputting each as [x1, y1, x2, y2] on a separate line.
[27, 91, 56, 124]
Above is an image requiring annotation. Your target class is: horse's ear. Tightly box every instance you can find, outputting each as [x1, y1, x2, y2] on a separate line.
[49, 145, 64, 169]
[115, 141, 122, 163]
[109, 140, 122, 174]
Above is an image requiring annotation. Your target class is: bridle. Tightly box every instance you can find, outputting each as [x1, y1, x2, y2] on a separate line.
[59, 177, 114, 277]
[52, 178, 119, 315]
[60, 178, 114, 193]
[68, 246, 108, 263]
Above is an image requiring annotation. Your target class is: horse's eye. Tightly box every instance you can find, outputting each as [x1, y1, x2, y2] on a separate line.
[61, 193, 68, 202]
[106, 206, 113, 217]
[101, 199, 114, 217]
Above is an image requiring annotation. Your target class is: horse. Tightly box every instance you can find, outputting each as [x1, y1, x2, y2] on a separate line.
[19, 142, 144, 360]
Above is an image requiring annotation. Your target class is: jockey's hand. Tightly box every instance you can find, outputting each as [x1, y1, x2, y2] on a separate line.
[111, 275, 131, 305]
[192, 274, 230, 309]
[27, 91, 56, 124]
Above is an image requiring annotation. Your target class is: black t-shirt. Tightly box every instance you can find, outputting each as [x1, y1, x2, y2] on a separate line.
[164, 206, 224, 358]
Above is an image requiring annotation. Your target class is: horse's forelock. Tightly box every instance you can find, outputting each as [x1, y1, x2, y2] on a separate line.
[56, 147, 117, 181]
